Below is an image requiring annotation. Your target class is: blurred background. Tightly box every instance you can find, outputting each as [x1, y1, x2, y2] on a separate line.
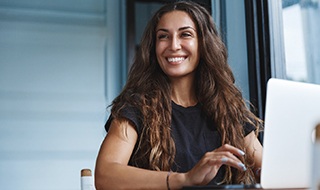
[0, 0, 319, 189]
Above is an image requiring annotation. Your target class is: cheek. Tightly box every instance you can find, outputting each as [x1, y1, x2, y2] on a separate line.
[155, 44, 164, 67]
[183, 40, 198, 55]
[156, 46, 168, 66]
[188, 41, 200, 64]
[190, 41, 198, 52]
[155, 42, 165, 55]
[155, 48, 162, 63]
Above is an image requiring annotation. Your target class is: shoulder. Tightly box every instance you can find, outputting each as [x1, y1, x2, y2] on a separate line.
[107, 117, 138, 144]
[105, 105, 143, 134]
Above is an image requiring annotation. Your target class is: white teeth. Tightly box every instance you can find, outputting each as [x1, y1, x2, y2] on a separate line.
[167, 57, 185, 62]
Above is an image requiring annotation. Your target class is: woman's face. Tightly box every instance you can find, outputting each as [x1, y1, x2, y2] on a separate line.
[155, 11, 199, 79]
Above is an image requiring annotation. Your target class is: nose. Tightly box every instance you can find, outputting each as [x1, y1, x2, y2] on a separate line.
[170, 36, 181, 51]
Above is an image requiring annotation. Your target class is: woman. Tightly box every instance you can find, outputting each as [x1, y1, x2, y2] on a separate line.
[95, 1, 263, 189]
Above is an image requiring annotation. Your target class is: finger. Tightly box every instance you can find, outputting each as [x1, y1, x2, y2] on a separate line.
[217, 144, 246, 157]
[204, 154, 247, 172]
[205, 151, 242, 164]
[218, 157, 247, 171]
[201, 150, 247, 171]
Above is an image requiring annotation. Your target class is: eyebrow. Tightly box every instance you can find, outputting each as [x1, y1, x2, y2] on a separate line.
[156, 26, 196, 33]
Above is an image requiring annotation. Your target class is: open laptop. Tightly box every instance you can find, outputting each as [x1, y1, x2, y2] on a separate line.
[261, 78, 320, 189]
[184, 78, 320, 189]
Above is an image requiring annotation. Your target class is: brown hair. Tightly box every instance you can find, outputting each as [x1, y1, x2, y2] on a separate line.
[110, 0, 262, 184]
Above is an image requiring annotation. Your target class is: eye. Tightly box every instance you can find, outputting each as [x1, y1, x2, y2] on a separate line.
[157, 33, 169, 40]
[181, 32, 193, 38]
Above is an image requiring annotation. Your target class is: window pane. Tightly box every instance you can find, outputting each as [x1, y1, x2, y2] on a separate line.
[282, 0, 320, 84]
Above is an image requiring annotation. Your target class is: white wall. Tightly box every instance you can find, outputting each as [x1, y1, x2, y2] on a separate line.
[0, 20, 107, 190]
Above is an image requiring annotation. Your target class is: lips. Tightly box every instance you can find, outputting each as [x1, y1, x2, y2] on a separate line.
[167, 57, 186, 63]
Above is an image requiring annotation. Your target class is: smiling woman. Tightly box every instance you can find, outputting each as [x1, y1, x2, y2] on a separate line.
[95, 1, 263, 190]
[155, 11, 199, 82]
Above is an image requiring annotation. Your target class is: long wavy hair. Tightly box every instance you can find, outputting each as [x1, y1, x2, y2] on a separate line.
[110, 0, 262, 184]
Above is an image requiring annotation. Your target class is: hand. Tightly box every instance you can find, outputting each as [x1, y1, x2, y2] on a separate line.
[184, 144, 247, 186]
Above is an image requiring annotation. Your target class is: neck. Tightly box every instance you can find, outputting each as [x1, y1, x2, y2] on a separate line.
[170, 75, 197, 107]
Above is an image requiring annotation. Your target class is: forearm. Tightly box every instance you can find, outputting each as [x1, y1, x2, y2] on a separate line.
[95, 162, 186, 190]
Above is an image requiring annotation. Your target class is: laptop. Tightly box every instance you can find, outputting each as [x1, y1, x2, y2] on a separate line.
[184, 78, 320, 189]
[261, 78, 320, 189]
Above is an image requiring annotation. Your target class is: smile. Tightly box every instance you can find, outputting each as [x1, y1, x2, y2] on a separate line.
[167, 57, 186, 63]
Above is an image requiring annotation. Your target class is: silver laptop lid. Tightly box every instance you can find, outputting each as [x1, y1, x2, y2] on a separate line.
[261, 78, 320, 188]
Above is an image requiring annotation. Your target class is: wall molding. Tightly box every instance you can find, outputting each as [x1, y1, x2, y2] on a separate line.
[0, 7, 105, 26]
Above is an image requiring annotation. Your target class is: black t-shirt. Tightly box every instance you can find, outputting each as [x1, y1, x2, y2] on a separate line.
[105, 101, 255, 184]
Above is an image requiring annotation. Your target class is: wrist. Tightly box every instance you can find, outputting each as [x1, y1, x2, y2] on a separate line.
[168, 172, 187, 190]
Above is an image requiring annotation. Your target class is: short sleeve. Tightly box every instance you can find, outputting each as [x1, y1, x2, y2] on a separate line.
[243, 121, 256, 136]
[104, 106, 143, 135]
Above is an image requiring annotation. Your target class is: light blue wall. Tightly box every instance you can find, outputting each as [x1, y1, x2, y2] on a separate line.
[0, 21, 106, 190]
[225, 0, 250, 101]
[105, 0, 127, 104]
[0, 1, 125, 189]
[212, 0, 250, 101]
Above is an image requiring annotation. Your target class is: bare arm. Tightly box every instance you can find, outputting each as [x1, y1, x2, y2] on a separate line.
[94, 118, 185, 190]
[244, 131, 263, 181]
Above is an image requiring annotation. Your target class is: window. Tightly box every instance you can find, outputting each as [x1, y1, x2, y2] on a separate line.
[283, 0, 320, 83]
[270, 0, 320, 84]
